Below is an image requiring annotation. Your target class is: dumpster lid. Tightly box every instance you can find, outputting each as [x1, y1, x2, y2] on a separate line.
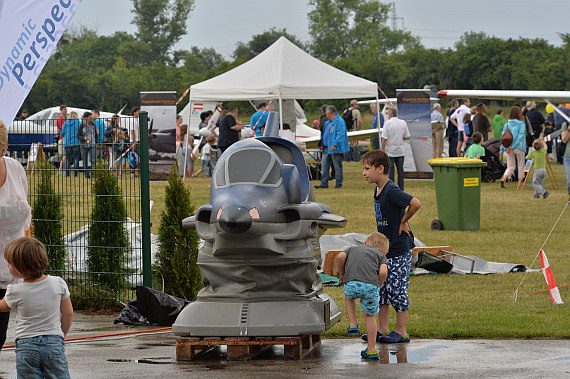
[428, 157, 486, 167]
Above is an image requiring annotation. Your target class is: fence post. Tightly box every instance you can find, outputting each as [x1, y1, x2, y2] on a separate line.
[139, 111, 152, 287]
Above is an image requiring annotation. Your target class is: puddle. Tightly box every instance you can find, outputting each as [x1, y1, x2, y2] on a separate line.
[333, 342, 447, 364]
[549, 356, 570, 361]
[107, 357, 172, 365]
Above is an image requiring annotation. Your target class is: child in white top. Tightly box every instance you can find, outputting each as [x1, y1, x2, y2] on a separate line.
[193, 136, 217, 178]
[0, 237, 73, 378]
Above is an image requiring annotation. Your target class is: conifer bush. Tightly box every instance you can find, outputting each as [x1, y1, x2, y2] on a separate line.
[155, 166, 201, 300]
[32, 161, 66, 273]
[87, 164, 130, 290]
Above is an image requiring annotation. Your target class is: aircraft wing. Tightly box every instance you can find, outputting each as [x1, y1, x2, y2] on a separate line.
[348, 128, 379, 142]
[437, 90, 570, 103]
[297, 128, 380, 149]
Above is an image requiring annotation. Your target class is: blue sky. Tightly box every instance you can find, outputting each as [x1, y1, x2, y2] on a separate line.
[70, 0, 570, 57]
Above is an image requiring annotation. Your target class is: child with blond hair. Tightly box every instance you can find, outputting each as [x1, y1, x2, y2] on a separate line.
[335, 232, 389, 360]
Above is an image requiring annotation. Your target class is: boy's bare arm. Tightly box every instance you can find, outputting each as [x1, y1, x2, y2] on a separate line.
[378, 263, 388, 287]
[60, 298, 74, 337]
[399, 197, 422, 236]
[0, 298, 11, 312]
[334, 252, 347, 284]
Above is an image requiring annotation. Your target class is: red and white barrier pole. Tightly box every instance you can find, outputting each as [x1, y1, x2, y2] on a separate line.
[539, 249, 564, 305]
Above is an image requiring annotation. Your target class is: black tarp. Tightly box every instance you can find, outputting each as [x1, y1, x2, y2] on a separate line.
[114, 286, 189, 326]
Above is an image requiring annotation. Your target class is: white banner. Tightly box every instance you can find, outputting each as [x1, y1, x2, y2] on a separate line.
[0, 0, 83, 129]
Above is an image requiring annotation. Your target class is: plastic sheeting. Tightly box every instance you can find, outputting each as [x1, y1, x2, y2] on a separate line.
[114, 286, 189, 326]
[63, 218, 159, 287]
[318, 233, 536, 275]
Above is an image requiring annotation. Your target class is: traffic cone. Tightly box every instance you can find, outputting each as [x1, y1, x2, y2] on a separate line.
[539, 250, 564, 305]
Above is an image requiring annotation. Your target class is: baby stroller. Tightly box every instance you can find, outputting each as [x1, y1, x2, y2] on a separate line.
[480, 138, 505, 182]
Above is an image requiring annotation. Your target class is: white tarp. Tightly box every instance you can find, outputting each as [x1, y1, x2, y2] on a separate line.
[0, 0, 83, 128]
[189, 37, 378, 101]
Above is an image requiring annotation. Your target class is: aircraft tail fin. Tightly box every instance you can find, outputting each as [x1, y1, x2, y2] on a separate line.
[264, 111, 280, 137]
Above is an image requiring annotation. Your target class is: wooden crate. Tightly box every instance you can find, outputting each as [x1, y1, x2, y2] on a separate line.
[412, 246, 452, 258]
[176, 334, 321, 361]
[323, 250, 343, 277]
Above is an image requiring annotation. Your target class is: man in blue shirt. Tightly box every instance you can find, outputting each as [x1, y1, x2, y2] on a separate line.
[250, 102, 268, 137]
[370, 103, 384, 150]
[315, 106, 350, 189]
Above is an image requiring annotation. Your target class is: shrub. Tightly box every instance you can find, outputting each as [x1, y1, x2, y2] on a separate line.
[87, 164, 130, 291]
[155, 165, 201, 300]
[32, 161, 66, 273]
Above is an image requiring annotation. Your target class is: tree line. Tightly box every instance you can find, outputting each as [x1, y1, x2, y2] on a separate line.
[20, 0, 570, 117]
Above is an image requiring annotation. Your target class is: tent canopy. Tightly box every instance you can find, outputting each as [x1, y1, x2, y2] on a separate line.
[190, 37, 377, 101]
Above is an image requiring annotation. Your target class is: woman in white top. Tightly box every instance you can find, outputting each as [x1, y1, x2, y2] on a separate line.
[0, 120, 32, 350]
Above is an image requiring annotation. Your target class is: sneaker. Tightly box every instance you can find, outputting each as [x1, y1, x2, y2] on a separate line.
[360, 348, 379, 360]
[378, 331, 410, 343]
[533, 193, 540, 199]
[543, 192, 550, 199]
[347, 326, 361, 336]
[314, 185, 328, 189]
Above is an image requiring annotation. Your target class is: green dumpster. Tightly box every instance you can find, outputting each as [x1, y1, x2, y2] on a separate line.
[428, 158, 487, 231]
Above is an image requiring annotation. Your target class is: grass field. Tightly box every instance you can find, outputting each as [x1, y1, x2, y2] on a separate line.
[150, 161, 569, 339]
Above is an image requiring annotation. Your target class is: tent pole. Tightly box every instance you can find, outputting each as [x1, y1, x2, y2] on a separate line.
[375, 94, 381, 144]
[183, 96, 191, 180]
[279, 96, 283, 130]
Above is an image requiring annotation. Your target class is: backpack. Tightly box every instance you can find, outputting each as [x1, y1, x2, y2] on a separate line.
[500, 122, 513, 148]
[128, 151, 140, 169]
[556, 136, 567, 161]
[342, 109, 354, 131]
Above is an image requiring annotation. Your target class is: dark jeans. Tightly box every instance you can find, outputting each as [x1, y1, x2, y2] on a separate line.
[389, 156, 405, 190]
[81, 145, 96, 178]
[372, 137, 380, 151]
[64, 146, 80, 177]
[448, 134, 458, 157]
[344, 146, 359, 162]
[320, 151, 344, 188]
[0, 288, 8, 350]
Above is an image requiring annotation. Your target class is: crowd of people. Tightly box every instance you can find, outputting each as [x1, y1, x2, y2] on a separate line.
[442, 99, 570, 199]
[55, 105, 141, 178]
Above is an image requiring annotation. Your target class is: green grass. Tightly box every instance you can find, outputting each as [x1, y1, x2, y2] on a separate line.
[151, 162, 569, 339]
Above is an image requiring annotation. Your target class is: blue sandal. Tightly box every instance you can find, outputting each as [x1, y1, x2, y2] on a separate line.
[378, 331, 410, 343]
[347, 326, 361, 336]
[361, 348, 379, 360]
[361, 331, 388, 342]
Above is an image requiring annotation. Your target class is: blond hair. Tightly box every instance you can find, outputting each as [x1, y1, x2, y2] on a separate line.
[0, 120, 7, 154]
[4, 237, 48, 279]
[364, 232, 389, 254]
[68, 111, 78, 119]
[532, 138, 544, 151]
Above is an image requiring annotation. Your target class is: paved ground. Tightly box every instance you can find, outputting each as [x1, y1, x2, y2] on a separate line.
[1, 312, 569, 378]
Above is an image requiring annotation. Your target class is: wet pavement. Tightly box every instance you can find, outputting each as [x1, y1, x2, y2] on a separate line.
[1, 312, 569, 378]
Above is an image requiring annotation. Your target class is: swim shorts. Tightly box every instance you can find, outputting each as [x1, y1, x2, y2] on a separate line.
[344, 280, 380, 315]
[379, 250, 412, 312]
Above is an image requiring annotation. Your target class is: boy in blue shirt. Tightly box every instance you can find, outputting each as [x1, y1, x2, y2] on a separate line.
[360, 150, 421, 343]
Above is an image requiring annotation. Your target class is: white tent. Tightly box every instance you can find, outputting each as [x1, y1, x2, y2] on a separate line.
[189, 37, 378, 101]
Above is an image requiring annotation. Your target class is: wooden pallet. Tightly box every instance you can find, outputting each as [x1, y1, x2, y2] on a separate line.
[176, 334, 321, 361]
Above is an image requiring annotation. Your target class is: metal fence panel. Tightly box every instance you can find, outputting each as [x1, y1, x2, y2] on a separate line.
[7, 113, 150, 303]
